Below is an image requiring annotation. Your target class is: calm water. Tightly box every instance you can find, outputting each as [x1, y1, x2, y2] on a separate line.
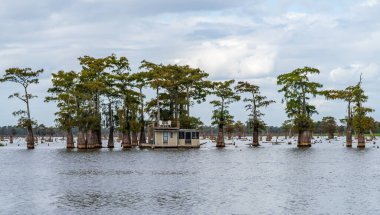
[1, 138, 380, 215]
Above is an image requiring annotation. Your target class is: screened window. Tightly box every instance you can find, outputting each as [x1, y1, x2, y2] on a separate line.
[179, 132, 185, 139]
[191, 132, 200, 139]
[163, 132, 168, 144]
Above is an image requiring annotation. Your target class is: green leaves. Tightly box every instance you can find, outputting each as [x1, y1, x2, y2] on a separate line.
[210, 80, 239, 127]
[1, 67, 43, 129]
[0, 67, 43, 87]
[235, 81, 274, 131]
[320, 116, 337, 134]
[277, 67, 323, 131]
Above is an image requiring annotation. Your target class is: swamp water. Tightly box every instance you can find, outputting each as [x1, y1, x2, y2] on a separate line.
[1, 137, 380, 214]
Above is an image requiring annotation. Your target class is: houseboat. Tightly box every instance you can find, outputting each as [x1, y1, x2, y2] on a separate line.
[142, 120, 200, 148]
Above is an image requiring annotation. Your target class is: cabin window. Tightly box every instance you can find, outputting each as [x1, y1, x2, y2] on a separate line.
[163, 132, 168, 144]
[179, 132, 184, 139]
[192, 132, 199, 139]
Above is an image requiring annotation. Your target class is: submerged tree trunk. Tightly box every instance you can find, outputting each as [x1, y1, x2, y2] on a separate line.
[122, 132, 132, 148]
[77, 130, 86, 149]
[252, 124, 260, 147]
[26, 125, 34, 149]
[357, 132, 365, 148]
[298, 130, 311, 147]
[66, 127, 74, 148]
[216, 123, 225, 147]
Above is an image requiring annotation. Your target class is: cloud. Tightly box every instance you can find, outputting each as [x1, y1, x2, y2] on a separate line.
[1, 0, 380, 126]
[173, 38, 277, 79]
[360, 0, 380, 7]
[329, 64, 379, 84]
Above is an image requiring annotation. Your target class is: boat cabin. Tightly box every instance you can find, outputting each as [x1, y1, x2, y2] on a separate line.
[148, 120, 200, 148]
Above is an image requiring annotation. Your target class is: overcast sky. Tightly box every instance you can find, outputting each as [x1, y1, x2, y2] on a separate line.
[1, 0, 380, 127]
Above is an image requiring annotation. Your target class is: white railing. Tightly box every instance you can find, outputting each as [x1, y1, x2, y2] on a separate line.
[158, 120, 172, 128]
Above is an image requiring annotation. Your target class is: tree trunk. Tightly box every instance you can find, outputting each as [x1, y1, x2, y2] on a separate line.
[357, 132, 365, 148]
[216, 123, 225, 147]
[139, 125, 146, 145]
[156, 88, 160, 123]
[328, 132, 334, 140]
[26, 125, 34, 149]
[122, 132, 132, 148]
[66, 128, 74, 148]
[266, 134, 272, 142]
[131, 131, 138, 146]
[24, 87, 34, 149]
[108, 102, 114, 148]
[86, 130, 98, 149]
[95, 129, 103, 149]
[346, 126, 352, 147]
[252, 125, 260, 147]
[108, 125, 114, 148]
[10, 135, 13, 143]
[77, 130, 86, 149]
[298, 130, 311, 147]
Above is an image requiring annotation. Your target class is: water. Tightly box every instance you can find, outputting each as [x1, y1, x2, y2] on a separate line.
[1, 138, 380, 214]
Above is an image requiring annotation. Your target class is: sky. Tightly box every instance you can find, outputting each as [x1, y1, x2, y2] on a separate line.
[1, 0, 380, 127]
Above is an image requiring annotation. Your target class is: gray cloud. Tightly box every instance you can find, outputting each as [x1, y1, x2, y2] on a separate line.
[1, 0, 380, 126]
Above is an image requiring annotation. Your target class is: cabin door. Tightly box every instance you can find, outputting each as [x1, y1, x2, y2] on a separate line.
[185, 132, 191, 144]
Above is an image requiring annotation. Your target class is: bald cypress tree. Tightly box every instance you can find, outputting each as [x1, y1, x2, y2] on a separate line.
[277, 67, 322, 147]
[1, 67, 43, 149]
[236, 81, 275, 147]
[210, 80, 240, 147]
[322, 86, 355, 147]
[351, 77, 374, 148]
[46, 70, 78, 148]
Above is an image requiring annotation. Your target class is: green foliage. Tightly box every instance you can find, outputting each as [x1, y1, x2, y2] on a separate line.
[46, 70, 78, 130]
[348, 76, 374, 134]
[235, 81, 274, 131]
[1, 67, 43, 128]
[211, 109, 234, 126]
[140, 60, 211, 127]
[180, 116, 204, 129]
[277, 67, 322, 131]
[210, 80, 240, 127]
[320, 116, 337, 135]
